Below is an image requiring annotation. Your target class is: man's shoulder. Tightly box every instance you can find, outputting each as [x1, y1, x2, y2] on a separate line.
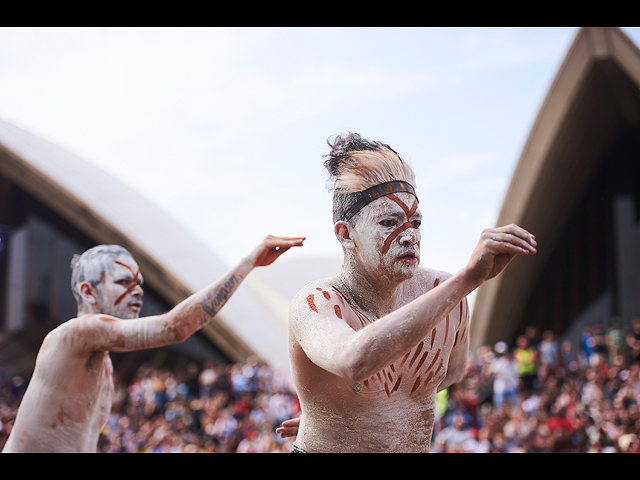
[41, 314, 120, 349]
[292, 276, 341, 301]
[36, 318, 85, 362]
[289, 276, 344, 323]
[41, 319, 74, 343]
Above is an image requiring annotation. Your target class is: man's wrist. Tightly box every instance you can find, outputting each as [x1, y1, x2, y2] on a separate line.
[455, 267, 483, 296]
[238, 254, 257, 276]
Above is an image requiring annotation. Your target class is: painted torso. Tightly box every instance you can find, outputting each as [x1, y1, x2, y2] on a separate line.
[289, 268, 469, 453]
[2, 323, 114, 453]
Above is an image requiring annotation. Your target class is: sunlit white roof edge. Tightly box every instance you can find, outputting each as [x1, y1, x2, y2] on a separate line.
[0, 117, 289, 367]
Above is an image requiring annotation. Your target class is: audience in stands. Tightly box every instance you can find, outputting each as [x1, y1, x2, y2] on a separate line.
[2, 319, 639, 453]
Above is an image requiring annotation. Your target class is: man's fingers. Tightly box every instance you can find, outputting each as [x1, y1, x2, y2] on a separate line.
[493, 225, 536, 245]
[483, 226, 536, 255]
[266, 236, 306, 248]
[487, 233, 537, 254]
[467, 224, 537, 284]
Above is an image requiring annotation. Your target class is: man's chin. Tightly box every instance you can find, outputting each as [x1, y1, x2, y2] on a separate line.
[108, 309, 140, 320]
[399, 259, 420, 279]
[124, 302, 143, 319]
[383, 262, 417, 283]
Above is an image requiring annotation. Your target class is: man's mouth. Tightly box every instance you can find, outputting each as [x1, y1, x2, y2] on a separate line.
[128, 301, 143, 311]
[398, 251, 419, 264]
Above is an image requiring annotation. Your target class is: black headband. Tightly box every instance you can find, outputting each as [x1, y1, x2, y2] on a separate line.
[342, 180, 418, 222]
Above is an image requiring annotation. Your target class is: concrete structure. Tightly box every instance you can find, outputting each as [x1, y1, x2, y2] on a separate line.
[471, 27, 640, 352]
[0, 117, 299, 385]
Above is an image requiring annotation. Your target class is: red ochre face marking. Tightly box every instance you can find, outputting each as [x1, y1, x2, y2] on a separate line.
[113, 260, 141, 306]
[334, 304, 343, 319]
[381, 194, 419, 255]
[323, 291, 331, 300]
[307, 294, 318, 313]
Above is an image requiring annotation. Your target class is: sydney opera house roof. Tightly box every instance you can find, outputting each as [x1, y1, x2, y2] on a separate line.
[471, 27, 640, 351]
[0, 115, 298, 377]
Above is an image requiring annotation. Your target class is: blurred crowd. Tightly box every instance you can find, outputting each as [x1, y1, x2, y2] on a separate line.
[2, 317, 640, 453]
[1, 356, 300, 453]
[432, 317, 640, 453]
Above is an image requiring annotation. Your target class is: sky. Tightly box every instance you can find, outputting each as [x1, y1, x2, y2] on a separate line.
[1, 27, 639, 305]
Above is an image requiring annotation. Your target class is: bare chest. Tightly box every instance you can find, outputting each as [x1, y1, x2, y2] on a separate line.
[359, 311, 461, 399]
[329, 282, 469, 400]
[57, 352, 114, 429]
[7, 351, 115, 452]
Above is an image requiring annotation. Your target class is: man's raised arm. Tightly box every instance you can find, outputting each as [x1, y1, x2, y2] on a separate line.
[291, 225, 535, 382]
[81, 235, 304, 352]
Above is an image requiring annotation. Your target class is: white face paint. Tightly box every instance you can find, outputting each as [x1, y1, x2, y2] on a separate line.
[96, 254, 144, 319]
[347, 192, 422, 283]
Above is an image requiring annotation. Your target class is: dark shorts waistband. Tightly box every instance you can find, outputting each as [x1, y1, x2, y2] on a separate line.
[291, 444, 308, 453]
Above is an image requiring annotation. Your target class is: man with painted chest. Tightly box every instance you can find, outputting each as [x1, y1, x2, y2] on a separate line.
[284, 133, 537, 453]
[2, 234, 304, 453]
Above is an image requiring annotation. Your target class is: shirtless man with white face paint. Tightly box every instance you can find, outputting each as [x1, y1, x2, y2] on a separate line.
[283, 133, 536, 453]
[2, 235, 304, 453]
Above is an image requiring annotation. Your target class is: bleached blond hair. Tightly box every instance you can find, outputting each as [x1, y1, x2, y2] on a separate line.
[323, 133, 416, 223]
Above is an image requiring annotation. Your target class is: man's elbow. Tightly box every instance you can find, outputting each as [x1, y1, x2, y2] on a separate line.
[171, 329, 190, 344]
[333, 347, 377, 382]
[163, 318, 193, 345]
[340, 363, 370, 383]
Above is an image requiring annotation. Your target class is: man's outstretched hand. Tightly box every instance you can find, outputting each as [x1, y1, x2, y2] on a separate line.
[250, 235, 305, 267]
[465, 224, 536, 286]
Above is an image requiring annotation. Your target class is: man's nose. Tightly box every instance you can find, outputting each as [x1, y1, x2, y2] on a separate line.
[131, 284, 144, 297]
[399, 226, 420, 245]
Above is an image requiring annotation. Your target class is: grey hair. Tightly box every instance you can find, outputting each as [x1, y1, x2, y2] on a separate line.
[70, 245, 133, 307]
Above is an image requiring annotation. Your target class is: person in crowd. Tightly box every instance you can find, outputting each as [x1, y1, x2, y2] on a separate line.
[513, 335, 538, 397]
[490, 341, 519, 410]
[538, 330, 560, 381]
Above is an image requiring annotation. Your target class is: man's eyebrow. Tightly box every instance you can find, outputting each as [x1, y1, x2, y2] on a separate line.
[113, 261, 143, 283]
[117, 273, 144, 283]
[377, 210, 422, 219]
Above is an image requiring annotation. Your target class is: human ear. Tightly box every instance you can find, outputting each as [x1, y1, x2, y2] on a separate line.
[334, 221, 355, 249]
[79, 282, 99, 306]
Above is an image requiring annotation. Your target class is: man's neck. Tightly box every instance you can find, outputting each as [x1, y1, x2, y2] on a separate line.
[77, 307, 97, 318]
[337, 260, 405, 320]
